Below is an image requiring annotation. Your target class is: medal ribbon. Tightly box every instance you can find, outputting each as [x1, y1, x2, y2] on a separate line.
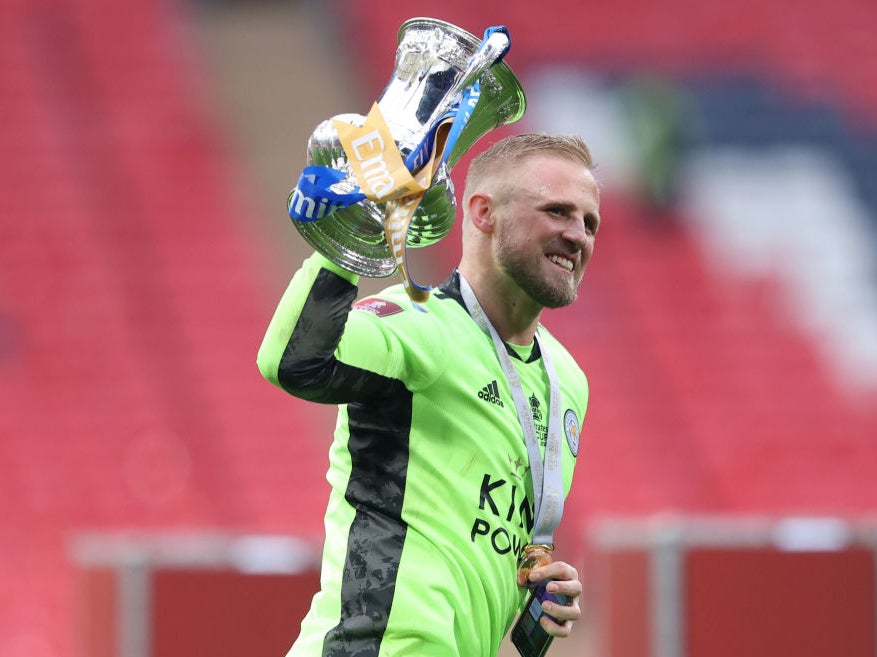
[458, 274, 564, 546]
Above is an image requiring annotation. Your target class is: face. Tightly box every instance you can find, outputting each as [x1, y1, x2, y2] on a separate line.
[491, 154, 601, 308]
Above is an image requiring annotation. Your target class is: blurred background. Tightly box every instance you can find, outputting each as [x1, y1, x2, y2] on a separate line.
[2, 0, 877, 656]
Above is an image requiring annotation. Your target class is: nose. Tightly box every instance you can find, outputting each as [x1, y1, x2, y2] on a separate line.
[562, 216, 589, 251]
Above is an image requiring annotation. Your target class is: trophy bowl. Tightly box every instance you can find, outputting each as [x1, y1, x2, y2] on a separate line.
[293, 17, 527, 278]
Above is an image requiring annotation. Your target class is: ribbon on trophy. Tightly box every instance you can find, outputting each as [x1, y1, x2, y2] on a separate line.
[288, 26, 511, 305]
[337, 102, 452, 304]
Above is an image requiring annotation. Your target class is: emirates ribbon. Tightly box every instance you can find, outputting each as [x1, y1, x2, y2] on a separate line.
[286, 167, 365, 222]
[335, 103, 455, 304]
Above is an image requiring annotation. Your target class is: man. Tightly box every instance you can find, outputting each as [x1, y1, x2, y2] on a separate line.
[257, 133, 601, 657]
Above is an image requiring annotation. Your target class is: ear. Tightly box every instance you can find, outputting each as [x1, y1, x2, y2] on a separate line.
[466, 192, 495, 234]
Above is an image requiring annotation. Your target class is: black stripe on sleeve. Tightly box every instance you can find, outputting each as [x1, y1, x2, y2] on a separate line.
[323, 388, 412, 657]
[278, 268, 392, 404]
[282, 267, 415, 656]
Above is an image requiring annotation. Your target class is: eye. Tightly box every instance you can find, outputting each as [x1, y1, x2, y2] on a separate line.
[585, 213, 600, 234]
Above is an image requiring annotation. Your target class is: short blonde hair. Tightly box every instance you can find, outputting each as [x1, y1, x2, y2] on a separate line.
[464, 133, 596, 200]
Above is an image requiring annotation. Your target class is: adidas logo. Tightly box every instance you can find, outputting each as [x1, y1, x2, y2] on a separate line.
[478, 380, 504, 407]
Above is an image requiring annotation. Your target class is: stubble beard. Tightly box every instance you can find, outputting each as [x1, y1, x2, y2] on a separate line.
[496, 237, 581, 309]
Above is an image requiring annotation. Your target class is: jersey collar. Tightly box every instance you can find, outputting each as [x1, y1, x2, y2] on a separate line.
[437, 270, 542, 364]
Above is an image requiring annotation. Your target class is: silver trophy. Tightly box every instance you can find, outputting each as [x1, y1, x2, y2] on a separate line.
[293, 17, 526, 277]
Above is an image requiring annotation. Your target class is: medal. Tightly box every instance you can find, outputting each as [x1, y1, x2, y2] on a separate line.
[517, 543, 555, 587]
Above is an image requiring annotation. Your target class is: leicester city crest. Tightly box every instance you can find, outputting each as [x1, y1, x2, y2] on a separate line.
[563, 409, 580, 457]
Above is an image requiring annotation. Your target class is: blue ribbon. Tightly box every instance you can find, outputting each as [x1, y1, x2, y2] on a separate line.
[441, 25, 510, 163]
[439, 81, 480, 164]
[403, 105, 459, 173]
[287, 166, 366, 223]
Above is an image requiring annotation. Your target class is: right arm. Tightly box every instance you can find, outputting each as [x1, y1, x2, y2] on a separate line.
[256, 252, 369, 404]
[258, 251, 445, 404]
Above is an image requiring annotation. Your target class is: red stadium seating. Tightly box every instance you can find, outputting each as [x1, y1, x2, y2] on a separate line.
[0, 0, 329, 652]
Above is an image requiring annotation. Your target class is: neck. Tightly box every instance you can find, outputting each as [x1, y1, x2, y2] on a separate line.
[457, 267, 542, 345]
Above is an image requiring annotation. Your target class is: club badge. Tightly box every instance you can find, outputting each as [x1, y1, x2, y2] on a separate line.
[563, 409, 579, 457]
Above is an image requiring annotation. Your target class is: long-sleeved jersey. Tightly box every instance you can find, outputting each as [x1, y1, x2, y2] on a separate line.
[257, 252, 588, 657]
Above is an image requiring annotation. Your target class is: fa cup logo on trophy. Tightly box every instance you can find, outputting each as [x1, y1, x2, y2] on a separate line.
[287, 17, 526, 304]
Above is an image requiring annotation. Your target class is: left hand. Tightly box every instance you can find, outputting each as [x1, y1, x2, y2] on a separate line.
[525, 560, 582, 637]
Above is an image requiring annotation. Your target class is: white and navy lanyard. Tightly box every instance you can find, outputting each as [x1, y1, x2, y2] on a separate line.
[459, 273, 564, 546]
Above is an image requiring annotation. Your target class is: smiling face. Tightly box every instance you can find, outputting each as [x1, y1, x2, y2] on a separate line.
[490, 154, 601, 309]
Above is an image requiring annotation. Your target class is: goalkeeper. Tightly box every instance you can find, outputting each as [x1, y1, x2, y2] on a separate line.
[258, 133, 601, 657]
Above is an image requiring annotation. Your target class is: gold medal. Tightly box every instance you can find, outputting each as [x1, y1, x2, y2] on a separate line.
[516, 543, 554, 587]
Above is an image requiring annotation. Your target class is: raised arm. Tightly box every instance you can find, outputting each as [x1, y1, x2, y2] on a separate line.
[257, 252, 368, 404]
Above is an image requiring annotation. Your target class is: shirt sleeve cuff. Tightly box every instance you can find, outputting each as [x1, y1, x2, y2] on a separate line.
[310, 251, 361, 286]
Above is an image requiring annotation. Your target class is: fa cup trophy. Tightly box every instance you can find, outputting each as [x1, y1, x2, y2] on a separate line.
[287, 17, 526, 303]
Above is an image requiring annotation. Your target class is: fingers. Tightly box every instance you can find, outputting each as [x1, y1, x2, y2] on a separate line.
[527, 560, 582, 597]
[527, 561, 582, 636]
[541, 614, 575, 638]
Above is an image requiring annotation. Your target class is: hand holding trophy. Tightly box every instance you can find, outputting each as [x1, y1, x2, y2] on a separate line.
[287, 18, 526, 304]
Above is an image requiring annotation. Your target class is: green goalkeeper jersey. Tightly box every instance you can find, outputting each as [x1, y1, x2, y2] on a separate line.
[257, 253, 588, 657]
